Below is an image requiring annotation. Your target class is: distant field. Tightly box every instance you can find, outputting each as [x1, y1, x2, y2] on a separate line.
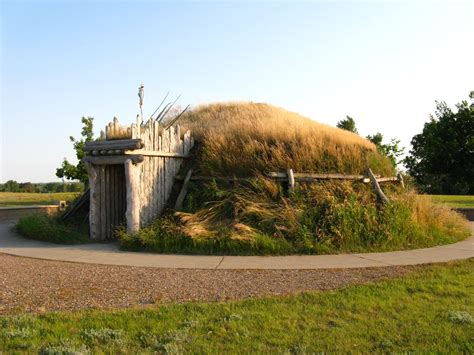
[0, 192, 80, 207]
[429, 195, 474, 209]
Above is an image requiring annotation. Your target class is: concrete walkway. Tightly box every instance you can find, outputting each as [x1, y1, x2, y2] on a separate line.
[1, 222, 473, 270]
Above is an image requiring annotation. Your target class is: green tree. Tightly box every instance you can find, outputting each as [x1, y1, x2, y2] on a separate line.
[336, 115, 403, 168]
[3, 180, 20, 192]
[337, 116, 358, 134]
[56, 117, 94, 186]
[366, 132, 404, 168]
[404, 98, 474, 194]
[66, 182, 85, 192]
[19, 182, 36, 193]
[43, 182, 61, 193]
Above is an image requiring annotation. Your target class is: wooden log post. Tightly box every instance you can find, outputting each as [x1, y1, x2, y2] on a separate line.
[367, 168, 390, 204]
[397, 172, 405, 189]
[287, 168, 295, 192]
[85, 163, 100, 240]
[175, 169, 193, 210]
[99, 165, 106, 240]
[124, 159, 141, 233]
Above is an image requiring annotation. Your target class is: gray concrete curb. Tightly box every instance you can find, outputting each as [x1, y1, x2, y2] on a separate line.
[1, 222, 473, 270]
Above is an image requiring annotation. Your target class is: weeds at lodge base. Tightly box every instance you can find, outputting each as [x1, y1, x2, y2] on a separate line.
[119, 178, 470, 255]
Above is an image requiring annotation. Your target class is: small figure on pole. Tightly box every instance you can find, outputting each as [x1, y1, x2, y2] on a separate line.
[138, 83, 144, 123]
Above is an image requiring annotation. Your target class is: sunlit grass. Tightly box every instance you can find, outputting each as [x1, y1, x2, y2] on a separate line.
[0, 192, 79, 207]
[1, 259, 472, 353]
[429, 195, 474, 208]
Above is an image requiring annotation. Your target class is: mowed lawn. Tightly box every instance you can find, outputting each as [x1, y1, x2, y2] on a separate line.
[0, 192, 80, 207]
[429, 195, 474, 208]
[0, 259, 472, 353]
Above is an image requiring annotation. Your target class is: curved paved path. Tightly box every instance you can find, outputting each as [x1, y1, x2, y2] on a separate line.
[1, 222, 473, 269]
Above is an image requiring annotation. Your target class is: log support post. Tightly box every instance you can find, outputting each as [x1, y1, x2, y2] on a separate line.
[287, 168, 295, 192]
[175, 169, 193, 210]
[125, 159, 141, 233]
[367, 168, 390, 205]
[85, 162, 100, 240]
[397, 172, 405, 189]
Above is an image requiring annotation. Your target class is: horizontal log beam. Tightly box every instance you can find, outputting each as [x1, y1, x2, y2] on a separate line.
[84, 139, 143, 152]
[295, 176, 367, 183]
[174, 175, 250, 182]
[82, 155, 144, 165]
[267, 172, 368, 180]
[124, 150, 190, 158]
[376, 177, 399, 183]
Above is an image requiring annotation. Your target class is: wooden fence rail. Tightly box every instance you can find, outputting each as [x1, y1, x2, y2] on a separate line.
[173, 169, 403, 207]
[174, 171, 403, 185]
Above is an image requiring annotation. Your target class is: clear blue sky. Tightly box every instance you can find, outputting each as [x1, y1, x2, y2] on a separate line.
[1, 0, 473, 182]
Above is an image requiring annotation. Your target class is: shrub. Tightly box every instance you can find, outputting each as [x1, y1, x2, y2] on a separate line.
[39, 342, 89, 355]
[81, 328, 124, 345]
[448, 311, 474, 325]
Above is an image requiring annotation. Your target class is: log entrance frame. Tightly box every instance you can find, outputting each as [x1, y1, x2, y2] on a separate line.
[83, 117, 194, 240]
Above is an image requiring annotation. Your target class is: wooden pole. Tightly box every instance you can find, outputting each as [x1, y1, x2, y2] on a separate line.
[105, 166, 110, 239]
[124, 159, 141, 233]
[367, 168, 390, 204]
[99, 166, 106, 240]
[123, 150, 190, 158]
[287, 169, 295, 191]
[175, 169, 193, 210]
[397, 172, 405, 189]
[85, 163, 100, 240]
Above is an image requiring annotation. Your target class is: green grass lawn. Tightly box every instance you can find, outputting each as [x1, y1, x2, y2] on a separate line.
[0, 192, 80, 207]
[1, 259, 473, 353]
[429, 194, 474, 208]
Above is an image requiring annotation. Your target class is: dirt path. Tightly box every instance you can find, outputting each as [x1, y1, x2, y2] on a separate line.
[0, 253, 412, 314]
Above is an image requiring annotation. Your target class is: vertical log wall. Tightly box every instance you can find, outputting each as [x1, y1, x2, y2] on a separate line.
[86, 163, 127, 240]
[134, 122, 193, 228]
[84, 117, 194, 240]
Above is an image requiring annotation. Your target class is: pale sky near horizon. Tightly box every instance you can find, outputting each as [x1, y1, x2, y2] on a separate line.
[1, 0, 473, 183]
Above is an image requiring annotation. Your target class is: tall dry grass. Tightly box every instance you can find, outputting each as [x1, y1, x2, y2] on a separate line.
[180, 102, 394, 176]
[395, 192, 470, 245]
[175, 180, 470, 249]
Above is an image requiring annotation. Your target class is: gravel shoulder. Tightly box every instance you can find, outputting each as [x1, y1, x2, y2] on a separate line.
[0, 253, 412, 315]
